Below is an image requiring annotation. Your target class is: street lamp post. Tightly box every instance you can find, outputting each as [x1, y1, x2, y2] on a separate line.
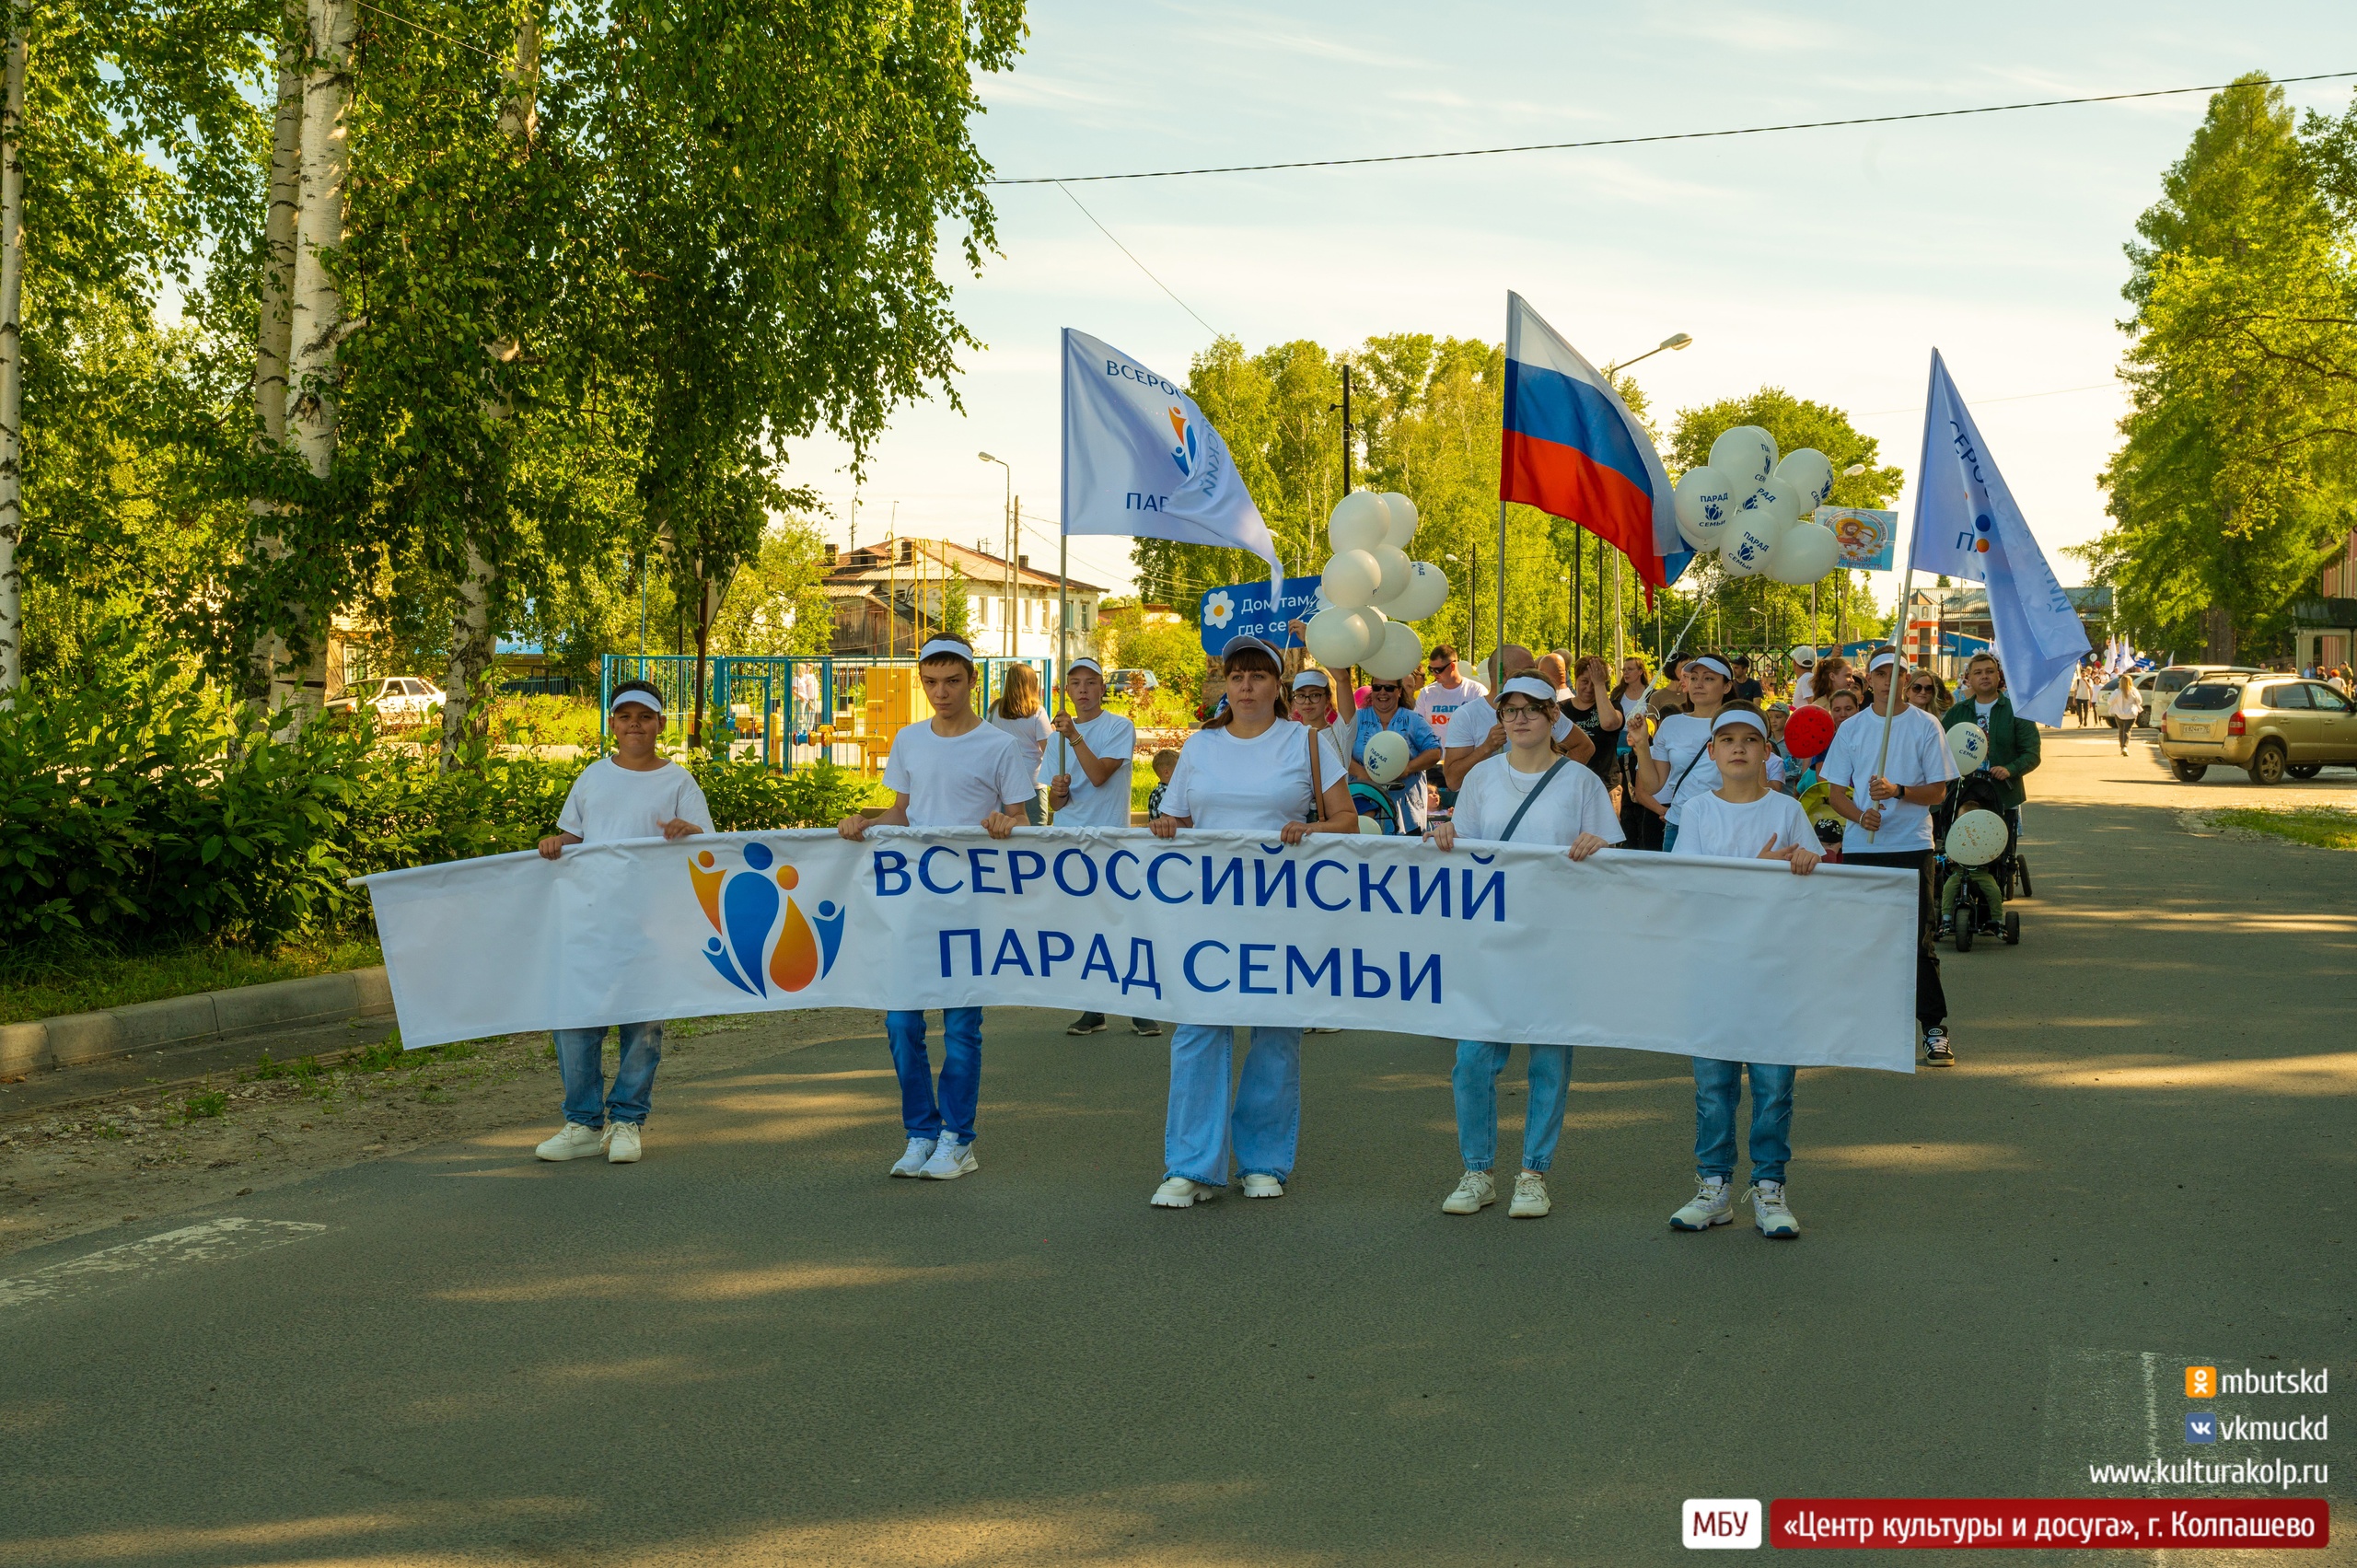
[979, 452, 1012, 659]
[1602, 333, 1694, 377]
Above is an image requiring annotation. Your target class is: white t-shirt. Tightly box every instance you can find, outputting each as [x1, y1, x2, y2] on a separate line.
[793, 670, 819, 704]
[986, 711, 1054, 782]
[1819, 702, 1959, 852]
[1449, 754, 1625, 848]
[1648, 712, 1722, 826]
[1437, 691, 1574, 755]
[1668, 789, 1817, 861]
[1793, 671, 1816, 704]
[1050, 710, 1136, 828]
[882, 721, 1038, 828]
[1414, 677, 1488, 746]
[1161, 721, 1350, 831]
[557, 758, 715, 843]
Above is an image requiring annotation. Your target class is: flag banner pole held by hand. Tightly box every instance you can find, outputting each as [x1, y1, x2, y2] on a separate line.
[1062, 327, 1283, 603]
[1907, 349, 2093, 726]
[354, 830, 1917, 1070]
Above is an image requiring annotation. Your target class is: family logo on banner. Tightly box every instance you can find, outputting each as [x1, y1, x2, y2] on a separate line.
[359, 830, 1918, 1073]
[1199, 575, 1323, 656]
[1815, 506, 1898, 572]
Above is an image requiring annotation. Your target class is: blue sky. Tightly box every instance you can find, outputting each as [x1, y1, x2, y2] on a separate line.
[784, 2, 2357, 604]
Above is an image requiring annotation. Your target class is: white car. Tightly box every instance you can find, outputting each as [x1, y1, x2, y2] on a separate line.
[328, 675, 445, 720]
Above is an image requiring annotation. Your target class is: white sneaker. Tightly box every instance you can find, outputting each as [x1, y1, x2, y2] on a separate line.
[1509, 1171, 1550, 1218]
[1747, 1179, 1801, 1238]
[535, 1122, 604, 1161]
[1442, 1169, 1496, 1214]
[919, 1135, 976, 1179]
[1241, 1173, 1284, 1199]
[603, 1122, 642, 1164]
[1152, 1176, 1219, 1208]
[889, 1137, 937, 1178]
[1669, 1175, 1734, 1231]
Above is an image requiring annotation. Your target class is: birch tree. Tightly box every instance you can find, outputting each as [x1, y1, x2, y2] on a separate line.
[240, 0, 303, 701]
[0, 2, 26, 704]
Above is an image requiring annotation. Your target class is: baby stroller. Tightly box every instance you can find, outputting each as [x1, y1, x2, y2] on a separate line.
[1938, 769, 2021, 951]
[1347, 779, 1402, 834]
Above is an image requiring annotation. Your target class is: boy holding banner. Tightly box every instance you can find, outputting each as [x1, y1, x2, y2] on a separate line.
[838, 635, 1036, 1180]
[1426, 674, 1622, 1219]
[1666, 703, 1821, 1238]
[531, 680, 714, 1165]
[1050, 657, 1155, 1039]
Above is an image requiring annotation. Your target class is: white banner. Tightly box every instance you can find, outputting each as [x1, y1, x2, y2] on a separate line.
[357, 830, 1919, 1072]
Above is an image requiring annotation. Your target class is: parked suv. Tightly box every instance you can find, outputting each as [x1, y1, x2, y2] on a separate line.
[2159, 675, 2357, 784]
[2136, 663, 2259, 728]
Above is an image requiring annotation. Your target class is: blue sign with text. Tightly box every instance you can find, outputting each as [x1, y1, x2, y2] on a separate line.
[1199, 575, 1322, 656]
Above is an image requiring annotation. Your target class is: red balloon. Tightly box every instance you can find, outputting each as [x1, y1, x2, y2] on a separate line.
[1783, 704, 1836, 760]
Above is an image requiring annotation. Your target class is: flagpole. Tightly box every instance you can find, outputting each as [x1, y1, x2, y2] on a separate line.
[1864, 352, 1939, 845]
[1494, 497, 1507, 675]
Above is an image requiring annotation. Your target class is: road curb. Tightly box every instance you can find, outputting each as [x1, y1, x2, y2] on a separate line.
[0, 968, 394, 1077]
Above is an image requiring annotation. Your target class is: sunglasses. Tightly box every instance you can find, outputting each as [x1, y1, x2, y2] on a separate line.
[1369, 683, 1401, 693]
[1910, 682, 1936, 692]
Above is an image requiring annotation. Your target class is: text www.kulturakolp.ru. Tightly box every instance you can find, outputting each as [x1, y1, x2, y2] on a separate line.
[2089, 1458, 2328, 1490]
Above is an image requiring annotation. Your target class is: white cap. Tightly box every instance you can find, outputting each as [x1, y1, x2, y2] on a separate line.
[1867, 649, 1900, 673]
[1222, 634, 1284, 665]
[1292, 668, 1331, 690]
[1711, 709, 1769, 738]
[1499, 674, 1559, 706]
[610, 688, 664, 714]
[918, 636, 975, 665]
[1065, 656, 1104, 678]
[1689, 655, 1733, 679]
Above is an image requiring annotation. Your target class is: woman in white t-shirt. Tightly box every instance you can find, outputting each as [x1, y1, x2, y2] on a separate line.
[1144, 636, 1356, 1209]
[987, 661, 1056, 822]
[1425, 675, 1624, 1220]
[1665, 703, 1820, 1242]
[1625, 653, 1735, 852]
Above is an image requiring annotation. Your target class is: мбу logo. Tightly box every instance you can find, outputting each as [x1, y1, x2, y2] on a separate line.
[689, 842, 844, 996]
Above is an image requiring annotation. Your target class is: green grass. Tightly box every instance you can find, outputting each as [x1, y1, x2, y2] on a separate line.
[2212, 806, 2357, 851]
[0, 935, 386, 1026]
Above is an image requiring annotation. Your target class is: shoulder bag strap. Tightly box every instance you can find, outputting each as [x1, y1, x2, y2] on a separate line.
[1500, 758, 1571, 842]
[1305, 721, 1325, 824]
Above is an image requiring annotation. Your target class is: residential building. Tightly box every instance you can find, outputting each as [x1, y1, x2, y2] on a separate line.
[2293, 529, 2357, 673]
[1901, 584, 2113, 677]
[822, 536, 1106, 661]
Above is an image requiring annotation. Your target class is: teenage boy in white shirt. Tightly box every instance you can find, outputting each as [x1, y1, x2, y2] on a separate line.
[1425, 675, 1623, 1220]
[1820, 648, 1961, 1065]
[838, 636, 1034, 1179]
[532, 681, 714, 1165]
[1048, 657, 1157, 1039]
[1664, 703, 1820, 1239]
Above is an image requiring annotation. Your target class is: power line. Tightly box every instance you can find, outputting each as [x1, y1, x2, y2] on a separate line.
[989, 70, 2357, 185]
[1052, 180, 1222, 339]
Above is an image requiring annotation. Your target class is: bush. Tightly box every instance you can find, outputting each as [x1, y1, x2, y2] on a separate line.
[687, 755, 888, 830]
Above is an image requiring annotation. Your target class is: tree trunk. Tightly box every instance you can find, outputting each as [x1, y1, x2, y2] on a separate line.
[438, 9, 541, 770]
[0, 13, 29, 706]
[2202, 603, 2235, 665]
[243, 0, 307, 705]
[273, 0, 356, 727]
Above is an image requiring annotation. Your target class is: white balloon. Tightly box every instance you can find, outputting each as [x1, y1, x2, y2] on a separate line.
[1707, 425, 1779, 492]
[1361, 619, 1422, 680]
[1724, 519, 1778, 576]
[1365, 545, 1411, 603]
[1948, 724, 1991, 774]
[1329, 492, 1388, 554]
[1674, 465, 1739, 552]
[1362, 727, 1412, 784]
[1355, 813, 1388, 835]
[1321, 549, 1381, 609]
[1946, 807, 2008, 866]
[1304, 605, 1374, 667]
[1764, 520, 1839, 585]
[1387, 561, 1448, 621]
[1378, 492, 1419, 550]
[1740, 475, 1804, 532]
[1774, 447, 1836, 510]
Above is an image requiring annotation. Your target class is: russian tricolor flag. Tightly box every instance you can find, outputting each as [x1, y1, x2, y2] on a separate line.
[1499, 292, 1690, 591]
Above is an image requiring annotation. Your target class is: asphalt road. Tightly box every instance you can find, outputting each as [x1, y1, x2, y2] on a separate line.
[4, 728, 2351, 1567]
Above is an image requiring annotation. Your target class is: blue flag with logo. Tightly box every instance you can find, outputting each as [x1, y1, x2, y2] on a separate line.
[1062, 328, 1283, 599]
[1907, 350, 2091, 726]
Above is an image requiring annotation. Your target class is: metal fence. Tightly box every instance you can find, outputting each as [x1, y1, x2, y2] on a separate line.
[598, 654, 1058, 772]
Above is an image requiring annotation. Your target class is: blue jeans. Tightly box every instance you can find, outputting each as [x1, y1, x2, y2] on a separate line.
[553, 1021, 663, 1128]
[1165, 1024, 1302, 1185]
[887, 1007, 982, 1143]
[1453, 1040, 1572, 1173]
[1691, 1057, 1795, 1185]
[1661, 822, 1679, 853]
